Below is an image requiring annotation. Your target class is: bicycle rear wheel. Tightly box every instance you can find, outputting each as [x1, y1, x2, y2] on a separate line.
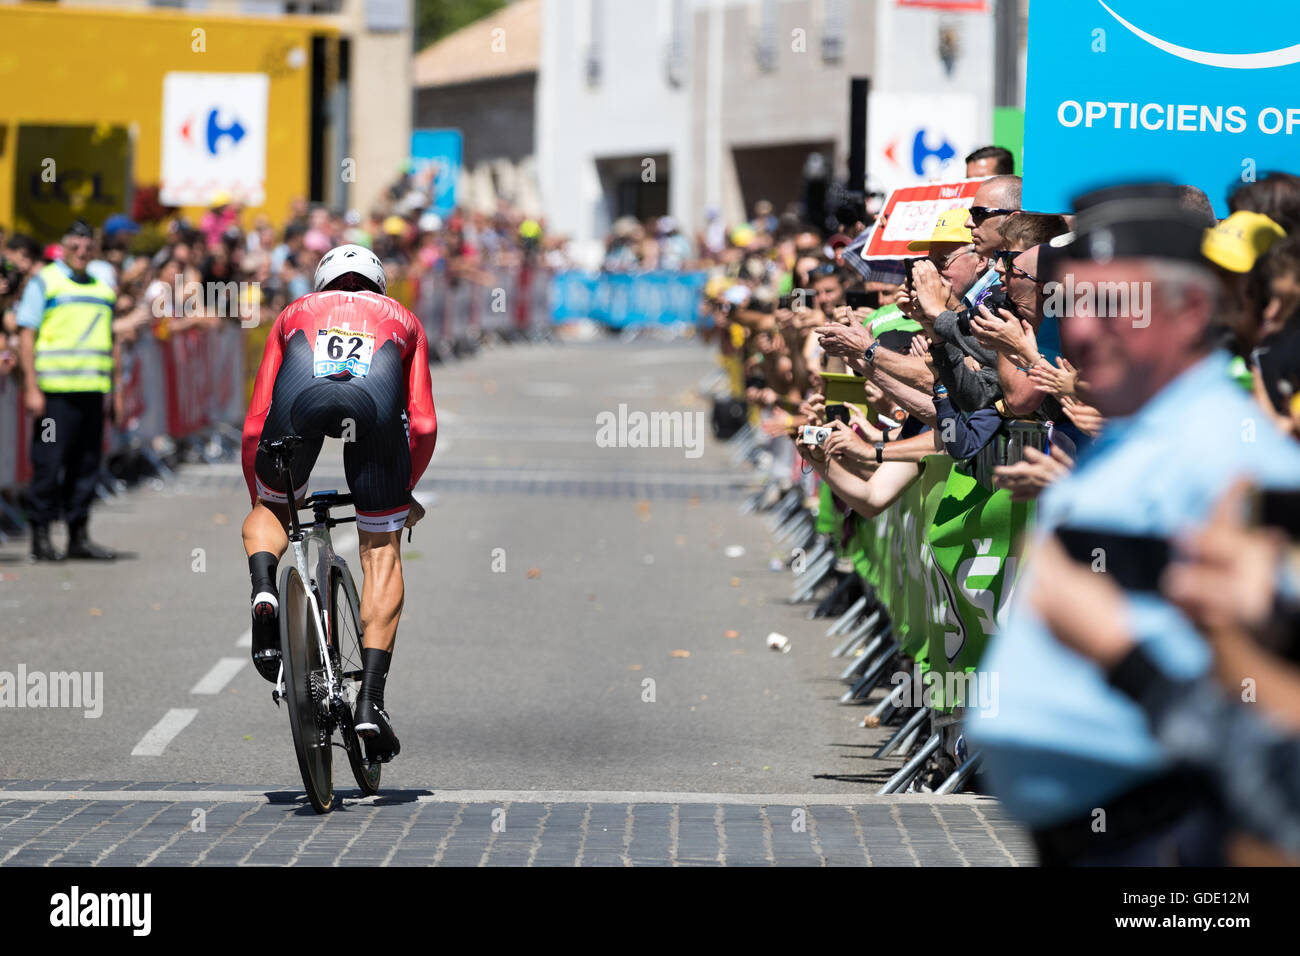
[331, 565, 381, 795]
[279, 565, 335, 813]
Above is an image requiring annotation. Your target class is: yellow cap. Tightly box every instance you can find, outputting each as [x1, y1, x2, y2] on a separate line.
[730, 224, 756, 248]
[1202, 211, 1285, 273]
[210, 191, 232, 208]
[704, 275, 731, 300]
[382, 215, 407, 236]
[906, 207, 975, 251]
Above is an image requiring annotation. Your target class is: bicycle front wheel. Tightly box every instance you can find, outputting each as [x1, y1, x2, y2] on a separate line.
[280, 565, 335, 813]
[331, 565, 381, 795]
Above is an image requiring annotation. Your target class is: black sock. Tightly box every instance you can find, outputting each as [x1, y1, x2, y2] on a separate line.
[359, 648, 392, 709]
[249, 551, 279, 601]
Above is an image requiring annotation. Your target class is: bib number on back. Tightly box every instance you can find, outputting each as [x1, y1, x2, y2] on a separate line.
[314, 328, 374, 377]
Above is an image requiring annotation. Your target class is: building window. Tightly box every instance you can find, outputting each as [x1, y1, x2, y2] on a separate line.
[821, 0, 845, 63]
[665, 0, 687, 87]
[755, 0, 778, 73]
[586, 0, 604, 87]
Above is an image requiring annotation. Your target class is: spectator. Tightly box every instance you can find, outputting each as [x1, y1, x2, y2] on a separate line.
[969, 183, 1300, 866]
[1229, 171, 1300, 236]
[965, 145, 1016, 178]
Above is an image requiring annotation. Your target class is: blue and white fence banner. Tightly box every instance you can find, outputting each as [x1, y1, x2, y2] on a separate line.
[550, 271, 709, 328]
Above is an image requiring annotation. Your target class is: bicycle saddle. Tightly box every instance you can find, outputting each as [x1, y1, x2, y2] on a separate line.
[259, 435, 305, 456]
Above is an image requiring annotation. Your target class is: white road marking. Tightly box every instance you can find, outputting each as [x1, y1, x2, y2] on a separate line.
[190, 657, 247, 695]
[235, 628, 251, 648]
[0, 788, 996, 806]
[129, 709, 199, 757]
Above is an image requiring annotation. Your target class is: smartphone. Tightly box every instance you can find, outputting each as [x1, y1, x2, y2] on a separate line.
[903, 258, 916, 290]
[1249, 488, 1300, 541]
[778, 293, 793, 310]
[845, 290, 878, 310]
[825, 404, 851, 425]
[1055, 526, 1172, 593]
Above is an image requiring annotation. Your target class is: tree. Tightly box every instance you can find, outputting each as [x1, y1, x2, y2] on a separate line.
[414, 0, 508, 51]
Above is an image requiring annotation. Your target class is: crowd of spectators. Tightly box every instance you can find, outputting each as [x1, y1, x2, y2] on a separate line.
[0, 170, 563, 379]
[708, 143, 1300, 865]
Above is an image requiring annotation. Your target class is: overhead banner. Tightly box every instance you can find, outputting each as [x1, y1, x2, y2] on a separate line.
[160, 72, 269, 207]
[868, 93, 979, 194]
[861, 178, 984, 260]
[1024, 0, 1300, 216]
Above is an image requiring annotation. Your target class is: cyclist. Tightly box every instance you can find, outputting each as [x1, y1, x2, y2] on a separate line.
[240, 244, 437, 762]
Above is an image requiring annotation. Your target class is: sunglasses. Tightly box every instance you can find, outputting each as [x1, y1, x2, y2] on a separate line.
[810, 263, 837, 278]
[929, 245, 976, 269]
[969, 206, 1018, 224]
[993, 249, 1042, 284]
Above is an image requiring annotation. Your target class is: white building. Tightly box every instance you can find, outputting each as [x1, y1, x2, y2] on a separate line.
[536, 0, 998, 267]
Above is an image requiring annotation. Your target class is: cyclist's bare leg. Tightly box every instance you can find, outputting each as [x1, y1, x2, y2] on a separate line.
[353, 528, 404, 756]
[357, 529, 403, 653]
[241, 500, 291, 561]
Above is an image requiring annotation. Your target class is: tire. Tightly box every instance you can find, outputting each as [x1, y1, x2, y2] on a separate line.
[331, 565, 382, 795]
[279, 565, 335, 813]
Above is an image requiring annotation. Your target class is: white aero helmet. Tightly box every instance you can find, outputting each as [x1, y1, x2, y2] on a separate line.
[313, 243, 387, 295]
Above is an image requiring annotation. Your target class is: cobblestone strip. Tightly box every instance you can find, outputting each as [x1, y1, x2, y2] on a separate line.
[928, 804, 969, 867]
[845, 806, 873, 866]
[889, 804, 922, 867]
[972, 803, 1026, 866]
[1, 802, 98, 865]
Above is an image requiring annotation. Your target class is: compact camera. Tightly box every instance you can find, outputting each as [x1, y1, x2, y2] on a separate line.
[800, 425, 832, 446]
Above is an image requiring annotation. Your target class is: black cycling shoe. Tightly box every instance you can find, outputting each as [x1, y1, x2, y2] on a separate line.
[250, 590, 281, 683]
[353, 699, 401, 762]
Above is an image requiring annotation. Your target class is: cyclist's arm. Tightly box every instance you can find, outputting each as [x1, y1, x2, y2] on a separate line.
[241, 312, 287, 501]
[404, 319, 438, 491]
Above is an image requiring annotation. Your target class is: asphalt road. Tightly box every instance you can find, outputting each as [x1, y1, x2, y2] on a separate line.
[0, 337, 1031, 865]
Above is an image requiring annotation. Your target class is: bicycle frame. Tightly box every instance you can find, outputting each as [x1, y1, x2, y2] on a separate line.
[269, 452, 356, 712]
[273, 520, 347, 707]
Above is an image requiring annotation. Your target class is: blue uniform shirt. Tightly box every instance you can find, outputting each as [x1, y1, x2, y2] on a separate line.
[968, 349, 1300, 827]
[15, 261, 77, 330]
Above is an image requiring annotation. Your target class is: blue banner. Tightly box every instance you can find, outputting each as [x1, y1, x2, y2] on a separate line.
[409, 129, 462, 217]
[1024, 0, 1300, 216]
[550, 271, 709, 328]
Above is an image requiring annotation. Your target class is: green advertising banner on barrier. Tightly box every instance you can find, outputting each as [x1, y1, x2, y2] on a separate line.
[925, 465, 1033, 708]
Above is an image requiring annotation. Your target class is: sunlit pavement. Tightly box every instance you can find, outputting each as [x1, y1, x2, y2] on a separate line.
[0, 338, 1032, 865]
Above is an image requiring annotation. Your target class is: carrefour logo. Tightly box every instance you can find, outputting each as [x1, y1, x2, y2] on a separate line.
[1099, 0, 1300, 70]
[884, 129, 957, 177]
[179, 108, 247, 155]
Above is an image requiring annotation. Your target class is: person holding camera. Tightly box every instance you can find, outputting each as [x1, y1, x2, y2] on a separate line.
[968, 184, 1300, 866]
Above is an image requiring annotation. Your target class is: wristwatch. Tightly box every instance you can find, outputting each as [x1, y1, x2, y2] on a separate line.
[863, 342, 880, 364]
[874, 441, 884, 464]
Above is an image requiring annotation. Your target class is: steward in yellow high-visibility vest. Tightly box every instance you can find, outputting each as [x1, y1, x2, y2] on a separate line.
[16, 220, 119, 561]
